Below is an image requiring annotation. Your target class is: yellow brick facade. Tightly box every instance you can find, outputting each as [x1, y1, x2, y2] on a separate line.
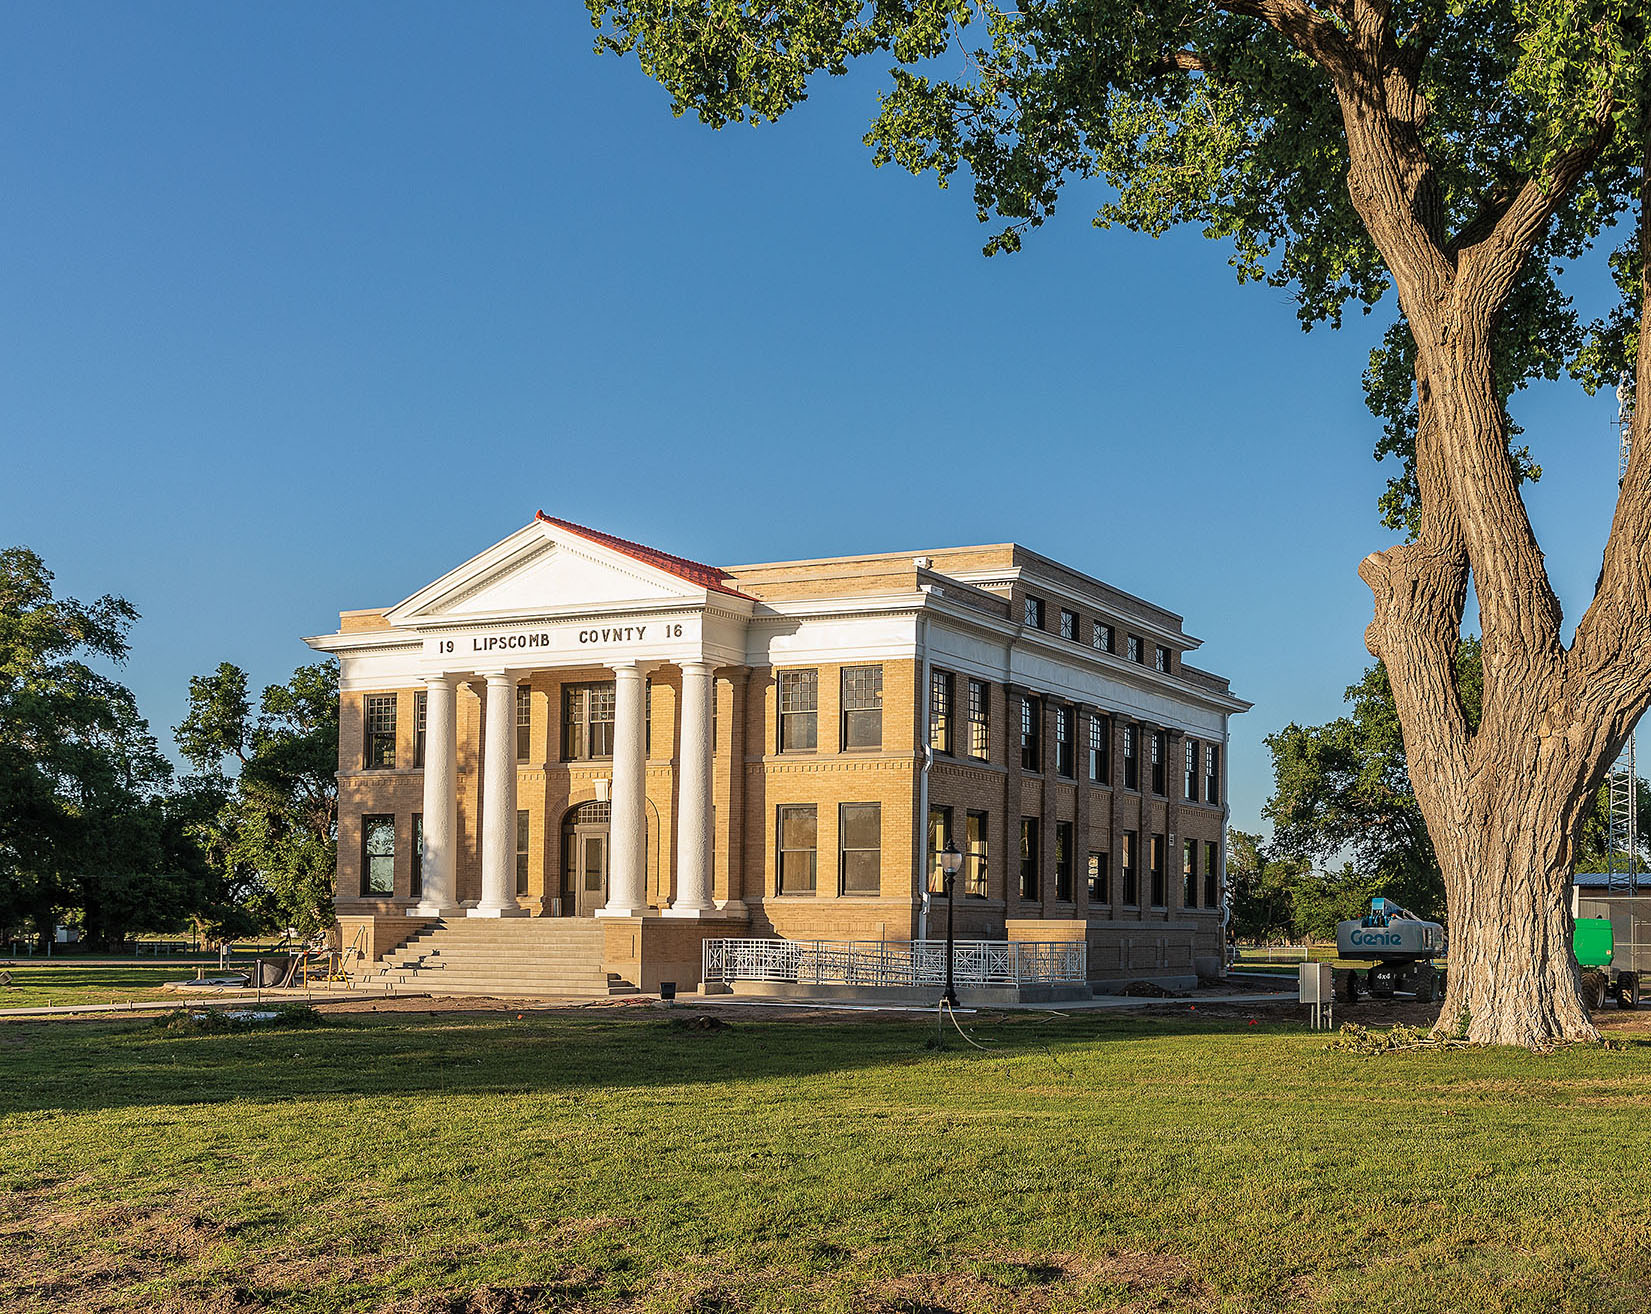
[314, 517, 1248, 987]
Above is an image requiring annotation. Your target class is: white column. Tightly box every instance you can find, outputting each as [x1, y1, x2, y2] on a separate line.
[471, 672, 526, 917]
[667, 661, 715, 916]
[599, 661, 652, 917]
[412, 674, 462, 917]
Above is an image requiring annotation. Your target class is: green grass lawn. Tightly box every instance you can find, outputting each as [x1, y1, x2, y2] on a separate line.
[1, 1006, 1648, 1314]
[0, 963, 195, 1009]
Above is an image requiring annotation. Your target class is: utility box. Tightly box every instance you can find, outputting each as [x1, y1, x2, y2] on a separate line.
[1300, 962, 1334, 1030]
[1299, 961, 1333, 1003]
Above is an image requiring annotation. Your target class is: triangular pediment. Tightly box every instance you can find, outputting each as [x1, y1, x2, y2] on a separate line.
[385, 521, 705, 626]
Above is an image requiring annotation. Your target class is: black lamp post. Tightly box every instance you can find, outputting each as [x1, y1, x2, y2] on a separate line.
[939, 840, 964, 1007]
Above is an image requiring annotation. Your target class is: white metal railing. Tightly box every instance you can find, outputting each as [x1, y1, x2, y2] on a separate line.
[702, 938, 1086, 988]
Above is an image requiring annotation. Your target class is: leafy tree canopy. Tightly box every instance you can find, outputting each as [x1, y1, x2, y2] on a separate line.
[590, 0, 1649, 529]
[0, 547, 212, 947]
[177, 661, 339, 937]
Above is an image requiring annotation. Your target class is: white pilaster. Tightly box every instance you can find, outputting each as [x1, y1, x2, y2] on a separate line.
[667, 660, 716, 916]
[411, 674, 463, 917]
[471, 672, 527, 917]
[599, 660, 652, 916]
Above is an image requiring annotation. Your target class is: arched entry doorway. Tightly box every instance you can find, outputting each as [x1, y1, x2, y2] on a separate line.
[561, 801, 610, 917]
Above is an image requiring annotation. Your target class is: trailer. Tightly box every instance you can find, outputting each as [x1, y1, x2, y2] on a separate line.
[1335, 897, 1446, 1004]
[1573, 894, 1650, 1009]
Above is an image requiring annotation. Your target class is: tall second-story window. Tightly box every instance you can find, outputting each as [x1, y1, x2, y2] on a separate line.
[1205, 840, 1220, 908]
[1122, 725, 1139, 790]
[841, 665, 884, 749]
[929, 669, 953, 755]
[1185, 739, 1199, 799]
[1089, 713, 1111, 784]
[967, 679, 990, 759]
[1060, 608, 1077, 641]
[516, 685, 532, 761]
[1150, 834, 1167, 907]
[1055, 706, 1075, 778]
[1093, 621, 1114, 653]
[1025, 596, 1045, 630]
[1020, 694, 1042, 771]
[1151, 730, 1167, 795]
[1206, 743, 1222, 804]
[1122, 831, 1138, 905]
[778, 669, 818, 752]
[562, 682, 616, 760]
[414, 691, 427, 768]
[364, 694, 397, 769]
[1183, 839, 1198, 907]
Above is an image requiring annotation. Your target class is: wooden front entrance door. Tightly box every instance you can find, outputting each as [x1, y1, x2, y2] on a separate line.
[561, 801, 611, 917]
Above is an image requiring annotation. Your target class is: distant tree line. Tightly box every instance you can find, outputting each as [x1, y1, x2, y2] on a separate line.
[1231, 639, 1645, 943]
[0, 547, 337, 950]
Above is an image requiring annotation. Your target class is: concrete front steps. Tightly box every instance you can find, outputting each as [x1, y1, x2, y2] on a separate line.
[360, 917, 635, 997]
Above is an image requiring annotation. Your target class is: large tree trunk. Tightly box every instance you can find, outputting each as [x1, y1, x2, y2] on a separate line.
[1433, 783, 1599, 1045]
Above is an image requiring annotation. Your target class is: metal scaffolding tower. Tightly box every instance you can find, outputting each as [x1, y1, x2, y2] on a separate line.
[1609, 381, 1639, 894]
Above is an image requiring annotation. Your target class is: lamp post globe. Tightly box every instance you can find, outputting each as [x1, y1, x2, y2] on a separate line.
[939, 840, 964, 1007]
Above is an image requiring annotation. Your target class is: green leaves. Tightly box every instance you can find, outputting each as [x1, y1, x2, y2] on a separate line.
[591, 0, 1651, 525]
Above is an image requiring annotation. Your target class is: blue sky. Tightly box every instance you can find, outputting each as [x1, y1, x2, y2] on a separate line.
[0, 4, 1631, 835]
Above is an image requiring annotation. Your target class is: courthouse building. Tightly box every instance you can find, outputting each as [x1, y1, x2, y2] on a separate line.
[305, 514, 1248, 992]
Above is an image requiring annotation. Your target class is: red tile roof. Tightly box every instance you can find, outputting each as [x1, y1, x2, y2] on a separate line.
[536, 513, 752, 599]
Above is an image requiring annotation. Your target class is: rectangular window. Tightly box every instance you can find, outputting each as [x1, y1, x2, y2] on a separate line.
[1122, 725, 1139, 790]
[1126, 634, 1143, 664]
[411, 813, 423, 899]
[778, 669, 819, 752]
[1093, 621, 1114, 653]
[1185, 739, 1199, 800]
[364, 694, 397, 769]
[1055, 706, 1075, 778]
[516, 810, 530, 896]
[777, 805, 818, 894]
[1151, 730, 1167, 795]
[840, 802, 882, 895]
[1019, 818, 1040, 900]
[1206, 743, 1222, 804]
[964, 811, 989, 897]
[1055, 821, 1074, 901]
[361, 814, 395, 896]
[1024, 596, 1045, 630]
[841, 665, 884, 749]
[1059, 608, 1077, 641]
[929, 669, 953, 755]
[516, 685, 532, 762]
[1088, 851, 1109, 903]
[1205, 840, 1220, 909]
[562, 683, 617, 760]
[1150, 833, 1167, 907]
[1020, 695, 1042, 772]
[1155, 644, 1172, 672]
[1122, 831, 1138, 906]
[967, 679, 990, 759]
[1183, 838, 1198, 908]
[927, 805, 953, 894]
[414, 691, 427, 768]
[1089, 713, 1111, 784]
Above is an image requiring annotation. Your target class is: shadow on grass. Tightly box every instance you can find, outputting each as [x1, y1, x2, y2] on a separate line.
[0, 1008, 1268, 1116]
